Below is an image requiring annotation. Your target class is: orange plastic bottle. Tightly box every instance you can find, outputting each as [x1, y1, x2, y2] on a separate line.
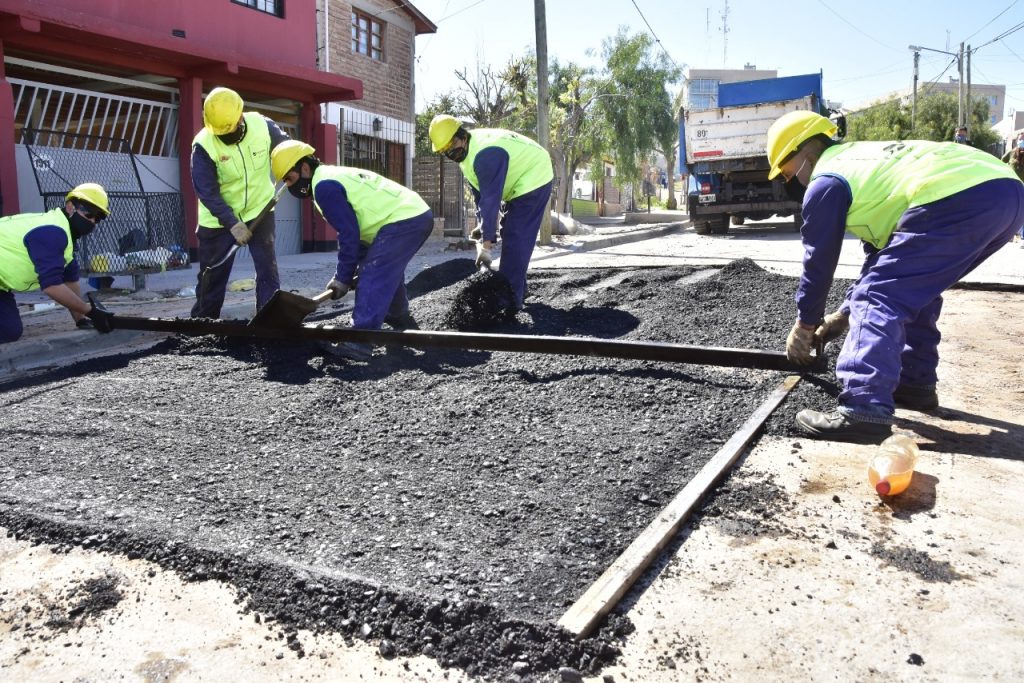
[868, 434, 919, 496]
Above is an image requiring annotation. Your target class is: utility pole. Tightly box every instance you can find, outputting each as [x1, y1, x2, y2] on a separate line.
[534, 0, 552, 245]
[958, 41, 965, 127]
[912, 49, 920, 133]
[966, 44, 972, 133]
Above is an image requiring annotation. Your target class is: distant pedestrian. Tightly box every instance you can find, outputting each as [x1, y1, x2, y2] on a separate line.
[427, 115, 553, 316]
[0, 184, 116, 343]
[270, 140, 433, 360]
[767, 111, 1023, 444]
[953, 125, 972, 145]
[190, 87, 289, 318]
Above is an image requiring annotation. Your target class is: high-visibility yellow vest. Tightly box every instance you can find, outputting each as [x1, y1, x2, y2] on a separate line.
[193, 111, 274, 227]
[0, 208, 73, 291]
[812, 140, 1019, 248]
[311, 165, 429, 243]
[459, 129, 554, 200]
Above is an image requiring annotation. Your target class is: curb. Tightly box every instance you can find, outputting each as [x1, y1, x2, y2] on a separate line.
[546, 220, 688, 257]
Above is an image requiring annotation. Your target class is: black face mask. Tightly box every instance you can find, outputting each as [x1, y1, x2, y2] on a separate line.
[217, 119, 247, 145]
[784, 175, 806, 203]
[444, 145, 468, 163]
[69, 212, 96, 240]
[288, 177, 312, 199]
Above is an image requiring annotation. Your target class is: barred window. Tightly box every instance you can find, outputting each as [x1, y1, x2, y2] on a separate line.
[231, 0, 284, 17]
[352, 10, 384, 61]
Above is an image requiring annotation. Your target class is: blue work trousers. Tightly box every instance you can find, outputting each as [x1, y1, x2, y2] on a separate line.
[497, 182, 552, 309]
[351, 210, 433, 329]
[0, 290, 23, 343]
[191, 210, 280, 318]
[838, 178, 1024, 416]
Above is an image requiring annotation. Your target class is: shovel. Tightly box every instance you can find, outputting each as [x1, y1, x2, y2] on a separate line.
[248, 288, 335, 329]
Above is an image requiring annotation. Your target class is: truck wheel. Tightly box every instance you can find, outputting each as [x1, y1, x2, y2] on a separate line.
[694, 220, 712, 235]
[731, 215, 745, 226]
[710, 215, 730, 235]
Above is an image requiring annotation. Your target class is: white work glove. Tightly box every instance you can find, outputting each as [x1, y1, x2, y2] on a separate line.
[229, 220, 252, 246]
[786, 320, 816, 366]
[814, 309, 850, 346]
[326, 278, 349, 300]
[475, 240, 493, 270]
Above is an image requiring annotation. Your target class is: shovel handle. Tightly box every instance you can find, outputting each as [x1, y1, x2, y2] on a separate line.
[313, 289, 336, 304]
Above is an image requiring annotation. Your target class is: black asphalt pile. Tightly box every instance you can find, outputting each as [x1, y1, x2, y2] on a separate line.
[441, 268, 517, 330]
[0, 258, 847, 680]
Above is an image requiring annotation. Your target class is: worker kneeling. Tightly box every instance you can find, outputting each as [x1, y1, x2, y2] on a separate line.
[767, 110, 1024, 444]
[0, 183, 116, 343]
[270, 140, 433, 360]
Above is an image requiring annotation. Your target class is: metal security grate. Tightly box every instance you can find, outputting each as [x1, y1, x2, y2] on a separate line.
[24, 129, 187, 287]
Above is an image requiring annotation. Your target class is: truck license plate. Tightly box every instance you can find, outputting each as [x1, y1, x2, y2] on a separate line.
[698, 194, 716, 204]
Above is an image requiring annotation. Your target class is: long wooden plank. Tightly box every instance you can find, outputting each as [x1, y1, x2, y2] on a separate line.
[557, 374, 802, 639]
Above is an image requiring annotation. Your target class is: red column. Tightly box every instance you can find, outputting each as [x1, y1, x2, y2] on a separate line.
[301, 101, 337, 252]
[0, 40, 20, 215]
[177, 77, 203, 255]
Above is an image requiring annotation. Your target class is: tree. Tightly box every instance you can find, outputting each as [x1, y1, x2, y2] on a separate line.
[547, 60, 609, 213]
[595, 28, 682, 199]
[846, 92, 999, 152]
[414, 93, 459, 158]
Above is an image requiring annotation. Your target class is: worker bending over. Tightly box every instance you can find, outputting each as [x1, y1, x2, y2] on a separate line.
[0, 183, 116, 342]
[270, 140, 433, 361]
[768, 111, 1024, 444]
[428, 115, 553, 317]
[190, 87, 289, 318]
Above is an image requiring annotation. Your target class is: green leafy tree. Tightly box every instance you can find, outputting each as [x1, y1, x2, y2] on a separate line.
[547, 60, 610, 213]
[595, 28, 682, 199]
[846, 92, 998, 152]
[415, 93, 459, 158]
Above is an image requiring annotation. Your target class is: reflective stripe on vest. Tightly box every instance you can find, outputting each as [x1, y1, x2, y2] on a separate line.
[0, 208, 73, 292]
[193, 111, 275, 227]
[311, 165, 430, 243]
[812, 140, 1019, 249]
[459, 129, 554, 200]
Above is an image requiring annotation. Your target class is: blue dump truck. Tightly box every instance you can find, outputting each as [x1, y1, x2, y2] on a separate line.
[680, 72, 827, 235]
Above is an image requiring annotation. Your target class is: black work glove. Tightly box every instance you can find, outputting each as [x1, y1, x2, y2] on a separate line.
[85, 295, 115, 333]
[76, 318, 95, 330]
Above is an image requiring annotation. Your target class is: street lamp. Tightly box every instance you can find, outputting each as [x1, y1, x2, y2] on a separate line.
[908, 43, 966, 132]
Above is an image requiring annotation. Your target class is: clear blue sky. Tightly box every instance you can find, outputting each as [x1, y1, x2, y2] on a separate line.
[411, 0, 1024, 119]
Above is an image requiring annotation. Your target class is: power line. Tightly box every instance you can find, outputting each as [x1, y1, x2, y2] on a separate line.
[815, 0, 898, 51]
[628, 0, 685, 73]
[963, 0, 1019, 42]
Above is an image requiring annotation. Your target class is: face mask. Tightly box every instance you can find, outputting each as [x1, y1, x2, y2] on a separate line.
[217, 119, 247, 145]
[954, 135, 966, 143]
[69, 211, 96, 240]
[784, 175, 807, 203]
[288, 177, 312, 199]
[444, 144, 468, 163]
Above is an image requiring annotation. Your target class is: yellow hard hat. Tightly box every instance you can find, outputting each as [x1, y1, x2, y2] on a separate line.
[66, 183, 110, 217]
[428, 114, 462, 152]
[271, 140, 316, 181]
[766, 111, 838, 180]
[203, 87, 244, 135]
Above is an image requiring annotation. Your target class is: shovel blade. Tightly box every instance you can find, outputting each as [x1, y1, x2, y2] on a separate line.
[249, 290, 321, 329]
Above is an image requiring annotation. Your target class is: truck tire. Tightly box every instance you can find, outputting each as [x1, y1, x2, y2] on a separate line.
[731, 215, 745, 226]
[711, 216, 730, 235]
[694, 220, 712, 235]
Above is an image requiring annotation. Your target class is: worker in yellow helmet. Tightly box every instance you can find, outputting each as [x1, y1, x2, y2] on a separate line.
[190, 86, 290, 318]
[428, 114, 553, 317]
[0, 183, 116, 342]
[766, 110, 1023, 444]
[270, 140, 433, 360]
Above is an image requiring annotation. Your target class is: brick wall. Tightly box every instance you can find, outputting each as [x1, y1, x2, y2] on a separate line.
[325, 0, 416, 123]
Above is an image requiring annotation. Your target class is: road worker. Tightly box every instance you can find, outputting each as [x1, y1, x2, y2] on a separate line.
[427, 115, 553, 316]
[0, 183, 116, 342]
[270, 140, 433, 361]
[768, 110, 1024, 444]
[190, 86, 289, 318]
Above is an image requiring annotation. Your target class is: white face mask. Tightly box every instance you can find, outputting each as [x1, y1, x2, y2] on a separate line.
[789, 157, 810, 185]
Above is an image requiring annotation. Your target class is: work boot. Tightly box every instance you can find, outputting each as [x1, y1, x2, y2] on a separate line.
[321, 341, 372, 361]
[893, 384, 939, 411]
[383, 312, 418, 331]
[795, 409, 892, 444]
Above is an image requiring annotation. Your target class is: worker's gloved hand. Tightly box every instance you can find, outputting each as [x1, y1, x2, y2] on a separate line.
[813, 309, 850, 346]
[786, 320, 816, 366]
[229, 221, 252, 246]
[76, 318, 94, 330]
[326, 278, 349, 300]
[85, 298, 115, 334]
[475, 241, 493, 270]
[469, 227, 482, 242]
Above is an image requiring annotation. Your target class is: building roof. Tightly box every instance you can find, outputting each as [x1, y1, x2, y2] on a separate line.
[397, 0, 438, 35]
